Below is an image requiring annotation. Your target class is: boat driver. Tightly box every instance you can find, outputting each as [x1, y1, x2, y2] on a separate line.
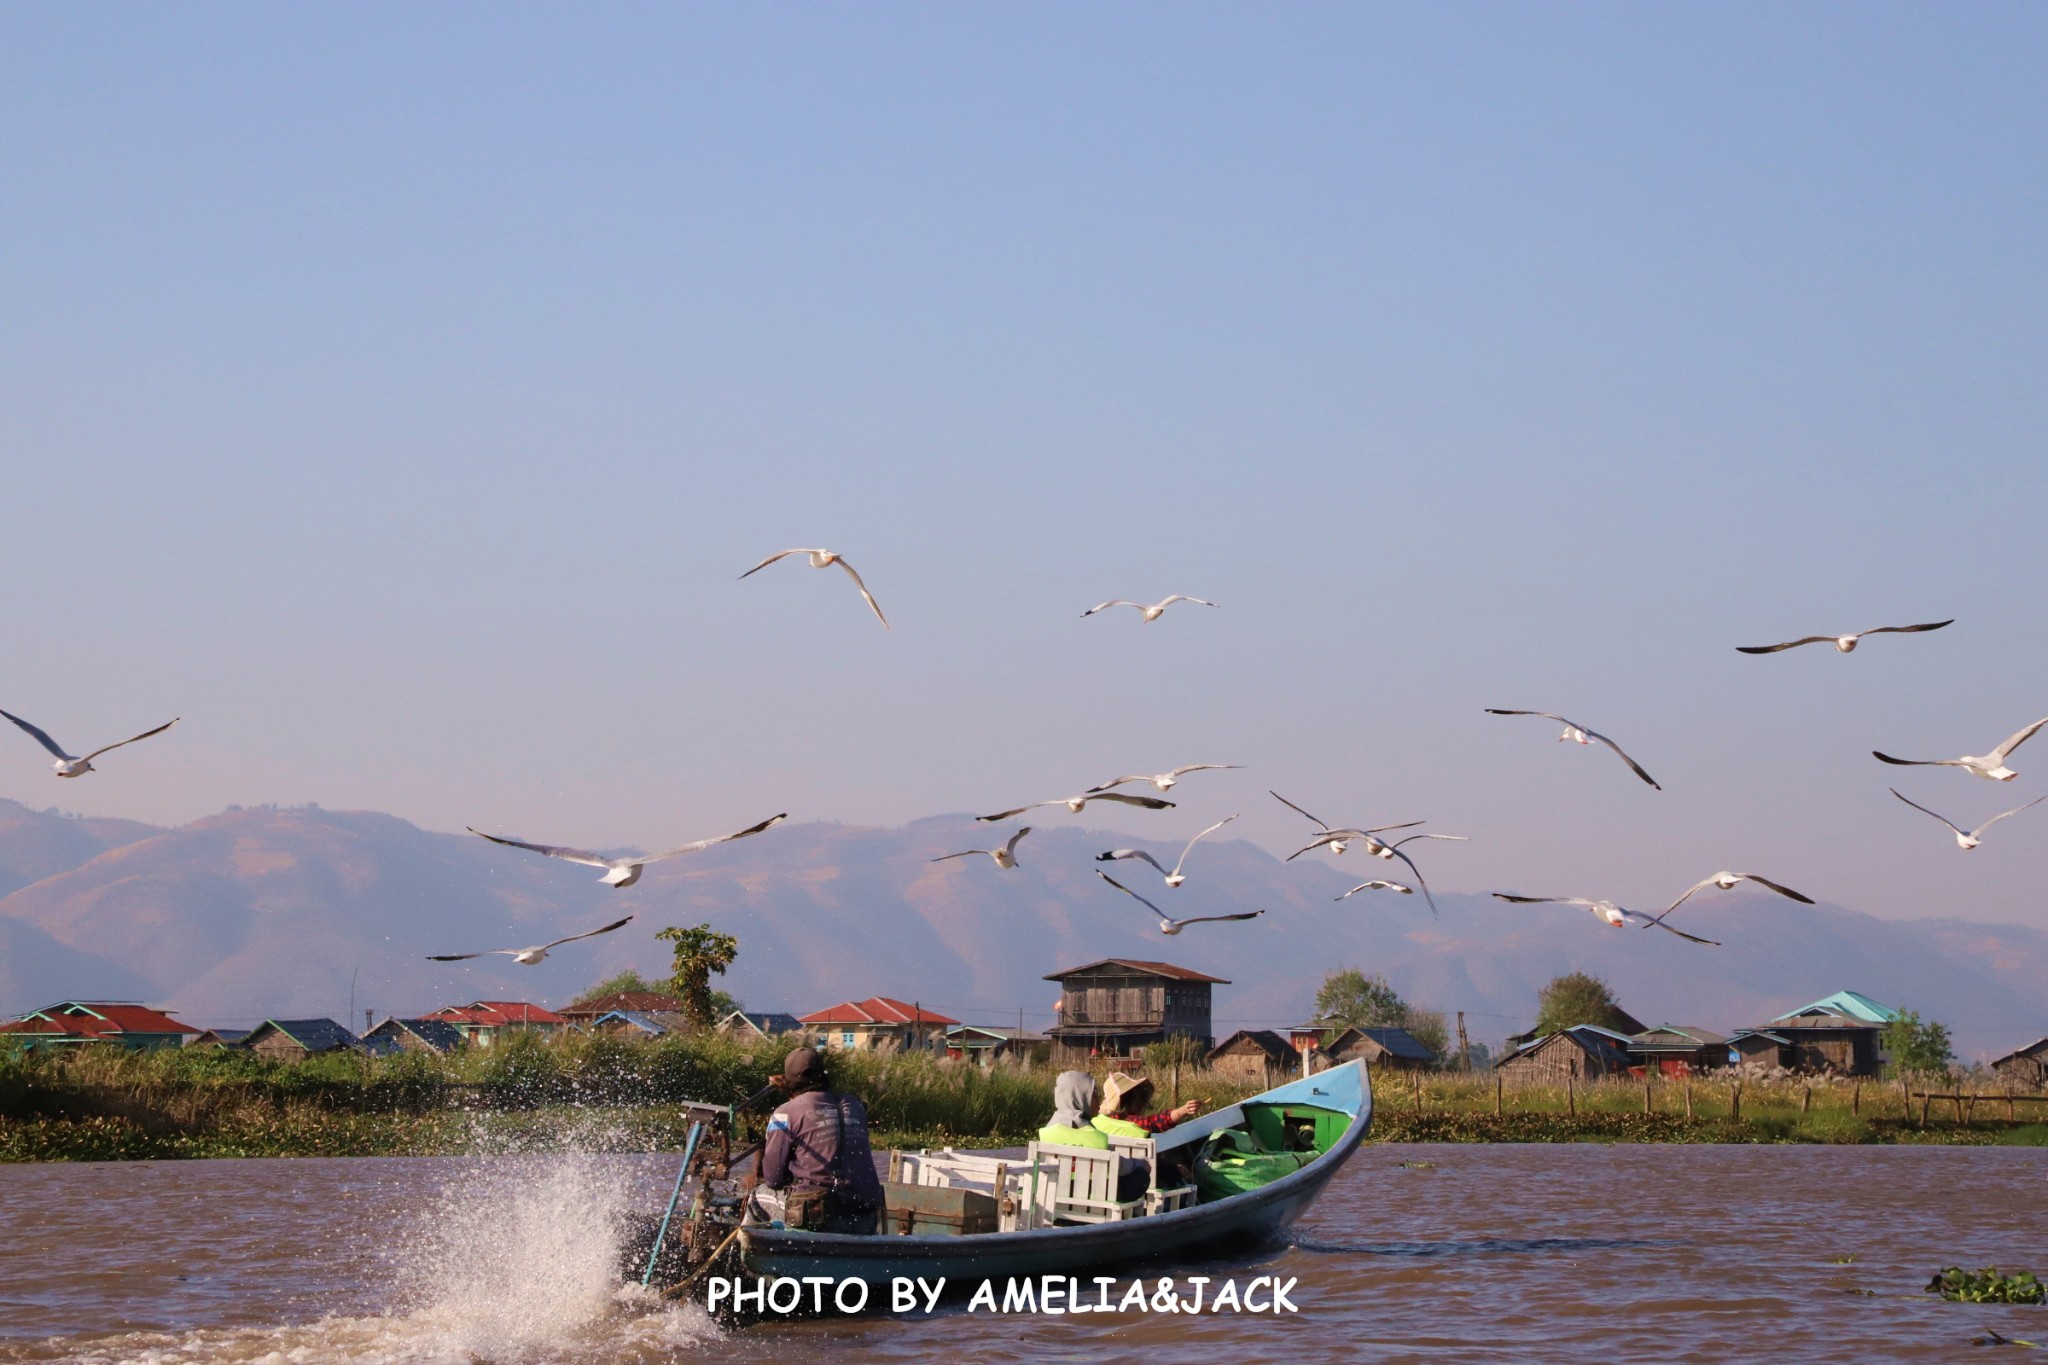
[759, 1046, 886, 1234]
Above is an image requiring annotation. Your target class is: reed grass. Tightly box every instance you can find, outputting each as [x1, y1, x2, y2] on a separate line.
[4, 1039, 2042, 1161]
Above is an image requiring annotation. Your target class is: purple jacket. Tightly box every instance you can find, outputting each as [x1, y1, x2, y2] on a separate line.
[761, 1088, 885, 1208]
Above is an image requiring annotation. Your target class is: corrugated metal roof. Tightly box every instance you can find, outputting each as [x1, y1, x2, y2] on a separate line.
[799, 997, 960, 1026]
[1353, 1026, 1438, 1062]
[428, 1001, 568, 1027]
[361, 1018, 464, 1053]
[250, 1018, 360, 1053]
[4, 1002, 198, 1038]
[1632, 1025, 1727, 1047]
[1205, 1028, 1293, 1063]
[1771, 990, 1899, 1025]
[720, 1011, 803, 1035]
[1990, 1038, 2048, 1067]
[1042, 958, 1230, 984]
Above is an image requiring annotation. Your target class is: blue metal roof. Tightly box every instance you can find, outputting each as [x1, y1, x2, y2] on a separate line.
[254, 1018, 360, 1053]
[1772, 990, 1900, 1025]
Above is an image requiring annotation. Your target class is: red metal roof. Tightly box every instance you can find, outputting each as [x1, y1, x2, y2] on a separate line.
[426, 1000, 567, 1027]
[1042, 958, 1230, 984]
[799, 996, 960, 1027]
[2, 1002, 198, 1038]
[559, 991, 684, 1018]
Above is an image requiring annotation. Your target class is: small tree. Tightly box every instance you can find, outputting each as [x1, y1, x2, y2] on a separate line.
[1403, 1007, 1449, 1063]
[571, 967, 663, 1005]
[656, 923, 740, 1030]
[1882, 1009, 1954, 1078]
[1532, 971, 1631, 1037]
[1313, 969, 1408, 1029]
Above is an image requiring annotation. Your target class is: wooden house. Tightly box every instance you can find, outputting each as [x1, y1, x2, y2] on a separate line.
[559, 991, 686, 1028]
[1991, 1038, 2048, 1089]
[717, 1010, 804, 1040]
[0, 1002, 200, 1052]
[1627, 1025, 1729, 1076]
[1494, 1025, 1634, 1086]
[424, 1000, 567, 1046]
[1764, 991, 1897, 1077]
[1726, 1029, 1791, 1069]
[1322, 1026, 1436, 1071]
[191, 1028, 251, 1048]
[360, 1017, 465, 1055]
[944, 1025, 1047, 1066]
[1206, 1030, 1298, 1086]
[1044, 959, 1225, 1064]
[244, 1018, 361, 1061]
[592, 1009, 695, 1039]
[799, 998, 958, 1052]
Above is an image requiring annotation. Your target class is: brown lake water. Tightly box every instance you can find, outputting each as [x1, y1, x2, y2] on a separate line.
[2, 1144, 2044, 1364]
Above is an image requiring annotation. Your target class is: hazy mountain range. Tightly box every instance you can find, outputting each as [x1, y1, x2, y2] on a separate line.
[0, 798, 2042, 1058]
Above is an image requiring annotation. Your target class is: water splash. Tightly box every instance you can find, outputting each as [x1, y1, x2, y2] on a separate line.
[13, 1147, 717, 1365]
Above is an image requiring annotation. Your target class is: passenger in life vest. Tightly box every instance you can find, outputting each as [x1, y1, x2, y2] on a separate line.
[1092, 1072, 1202, 1139]
[1037, 1070, 1111, 1149]
[760, 1046, 886, 1234]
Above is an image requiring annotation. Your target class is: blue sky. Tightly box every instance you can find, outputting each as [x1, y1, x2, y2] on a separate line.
[4, 5, 2045, 931]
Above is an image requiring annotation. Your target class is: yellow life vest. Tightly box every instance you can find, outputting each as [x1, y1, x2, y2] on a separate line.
[1036, 1122, 1109, 1149]
[1090, 1114, 1150, 1140]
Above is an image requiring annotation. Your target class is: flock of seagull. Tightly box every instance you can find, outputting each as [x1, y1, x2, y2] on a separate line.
[6, 572, 2042, 969]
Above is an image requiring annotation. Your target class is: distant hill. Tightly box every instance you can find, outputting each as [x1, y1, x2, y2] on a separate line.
[0, 798, 162, 898]
[1, 803, 2043, 1057]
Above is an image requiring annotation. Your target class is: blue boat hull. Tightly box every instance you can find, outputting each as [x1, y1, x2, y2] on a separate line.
[736, 1060, 1372, 1288]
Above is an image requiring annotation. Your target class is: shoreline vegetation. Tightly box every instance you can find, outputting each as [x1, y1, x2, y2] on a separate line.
[3, 1033, 2043, 1162]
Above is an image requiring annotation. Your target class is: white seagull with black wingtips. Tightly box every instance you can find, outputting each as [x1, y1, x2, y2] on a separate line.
[1890, 789, 2048, 850]
[1, 709, 178, 778]
[1485, 709, 1661, 790]
[468, 814, 787, 887]
[1095, 870, 1263, 937]
[1874, 717, 2048, 783]
[1096, 814, 1238, 888]
[428, 915, 635, 965]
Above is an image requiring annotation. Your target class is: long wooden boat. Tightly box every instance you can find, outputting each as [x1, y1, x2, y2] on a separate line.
[693, 1059, 1371, 1298]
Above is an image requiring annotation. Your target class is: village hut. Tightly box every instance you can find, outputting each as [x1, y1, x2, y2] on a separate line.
[1627, 1025, 1728, 1076]
[244, 1018, 361, 1061]
[1764, 990, 1897, 1077]
[1991, 1038, 2048, 1090]
[1322, 1025, 1436, 1072]
[1495, 1025, 1634, 1086]
[1206, 1029, 1299, 1086]
[717, 1010, 804, 1040]
[360, 1017, 465, 1056]
[1726, 1029, 1792, 1070]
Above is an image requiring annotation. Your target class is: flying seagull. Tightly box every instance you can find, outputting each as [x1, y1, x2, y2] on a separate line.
[930, 826, 1031, 869]
[739, 548, 888, 628]
[428, 915, 634, 965]
[1484, 709, 1661, 790]
[1286, 827, 1446, 915]
[1086, 763, 1242, 793]
[1890, 788, 2048, 851]
[1095, 814, 1238, 888]
[1095, 870, 1264, 936]
[1653, 871, 1816, 922]
[1080, 595, 1217, 622]
[1736, 620, 1954, 654]
[1874, 717, 2048, 783]
[1335, 880, 1414, 901]
[1, 710, 179, 778]
[467, 814, 787, 887]
[1491, 893, 1718, 946]
[1269, 790, 1424, 857]
[976, 791, 1174, 823]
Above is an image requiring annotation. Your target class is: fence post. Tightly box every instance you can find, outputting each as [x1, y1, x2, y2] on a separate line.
[1413, 1069, 1422, 1116]
[1566, 1074, 1576, 1117]
[1684, 1081, 1694, 1120]
[1644, 1077, 1653, 1114]
[1730, 1081, 1741, 1121]
[1801, 1085, 1811, 1114]
[1852, 1082, 1860, 1116]
[1495, 1074, 1503, 1117]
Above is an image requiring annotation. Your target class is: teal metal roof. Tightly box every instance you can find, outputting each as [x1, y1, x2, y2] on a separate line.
[1771, 990, 1899, 1025]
